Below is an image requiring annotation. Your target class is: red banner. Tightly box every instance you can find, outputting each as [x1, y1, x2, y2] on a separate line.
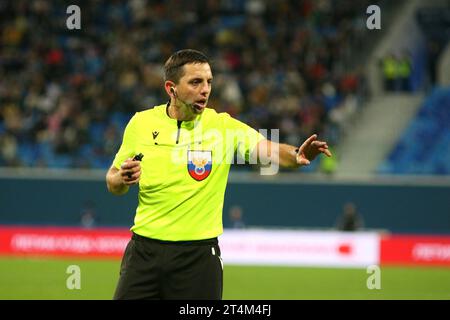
[380, 235, 450, 267]
[0, 226, 131, 259]
[2, 226, 450, 267]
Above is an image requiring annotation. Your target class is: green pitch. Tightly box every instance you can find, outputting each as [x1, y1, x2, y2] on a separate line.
[0, 256, 449, 299]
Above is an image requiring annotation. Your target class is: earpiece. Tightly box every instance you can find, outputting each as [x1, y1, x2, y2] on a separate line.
[170, 87, 177, 97]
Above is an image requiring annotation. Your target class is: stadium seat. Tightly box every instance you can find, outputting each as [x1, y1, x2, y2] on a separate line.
[378, 87, 450, 175]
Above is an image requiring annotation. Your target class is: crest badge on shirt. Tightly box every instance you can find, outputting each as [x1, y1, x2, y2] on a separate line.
[187, 150, 212, 181]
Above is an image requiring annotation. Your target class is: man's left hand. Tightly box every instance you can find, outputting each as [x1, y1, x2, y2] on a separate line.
[296, 134, 332, 166]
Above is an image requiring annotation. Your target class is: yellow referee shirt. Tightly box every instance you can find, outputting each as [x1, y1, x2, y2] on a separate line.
[113, 104, 265, 241]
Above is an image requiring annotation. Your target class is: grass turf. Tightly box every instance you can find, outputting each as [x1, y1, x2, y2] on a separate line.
[0, 256, 449, 299]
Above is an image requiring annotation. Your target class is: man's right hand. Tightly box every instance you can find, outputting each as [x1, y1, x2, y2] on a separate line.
[120, 158, 142, 185]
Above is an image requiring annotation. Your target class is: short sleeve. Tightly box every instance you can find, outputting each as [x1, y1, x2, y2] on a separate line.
[221, 113, 266, 163]
[112, 113, 138, 169]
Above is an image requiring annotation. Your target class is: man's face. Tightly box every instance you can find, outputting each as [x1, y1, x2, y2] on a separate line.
[175, 62, 212, 116]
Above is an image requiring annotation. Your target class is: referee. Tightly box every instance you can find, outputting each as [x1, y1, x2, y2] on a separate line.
[106, 49, 331, 300]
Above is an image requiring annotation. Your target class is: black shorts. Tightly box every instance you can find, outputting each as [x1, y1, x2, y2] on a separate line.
[113, 233, 223, 300]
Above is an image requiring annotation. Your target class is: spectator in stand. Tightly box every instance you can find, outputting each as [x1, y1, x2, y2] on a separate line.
[0, 0, 370, 170]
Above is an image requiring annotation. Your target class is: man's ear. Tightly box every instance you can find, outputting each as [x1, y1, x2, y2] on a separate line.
[165, 81, 176, 97]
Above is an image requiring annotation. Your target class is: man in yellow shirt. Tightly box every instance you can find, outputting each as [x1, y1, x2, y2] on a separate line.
[106, 49, 331, 300]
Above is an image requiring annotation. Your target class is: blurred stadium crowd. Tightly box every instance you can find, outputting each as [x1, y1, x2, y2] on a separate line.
[0, 0, 381, 169]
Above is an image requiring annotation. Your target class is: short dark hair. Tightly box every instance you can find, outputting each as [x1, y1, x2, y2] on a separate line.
[164, 49, 210, 83]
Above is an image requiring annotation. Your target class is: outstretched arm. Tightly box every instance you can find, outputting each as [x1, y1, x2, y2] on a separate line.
[254, 134, 332, 168]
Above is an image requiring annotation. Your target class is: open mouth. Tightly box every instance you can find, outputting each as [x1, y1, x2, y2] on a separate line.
[193, 99, 207, 110]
